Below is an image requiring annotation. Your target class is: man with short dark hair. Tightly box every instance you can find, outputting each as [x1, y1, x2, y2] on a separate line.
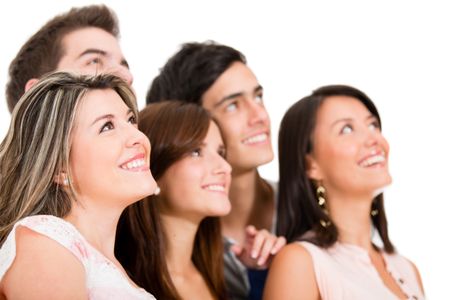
[6, 4, 132, 113]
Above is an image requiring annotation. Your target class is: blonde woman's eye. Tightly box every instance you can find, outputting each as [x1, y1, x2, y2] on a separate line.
[100, 121, 114, 133]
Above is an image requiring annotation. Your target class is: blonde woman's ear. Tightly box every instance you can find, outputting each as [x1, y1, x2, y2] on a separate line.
[54, 172, 69, 186]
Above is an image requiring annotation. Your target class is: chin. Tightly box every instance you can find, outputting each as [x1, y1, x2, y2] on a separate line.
[371, 178, 393, 197]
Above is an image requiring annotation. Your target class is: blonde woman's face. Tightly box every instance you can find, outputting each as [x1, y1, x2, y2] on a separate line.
[69, 89, 156, 208]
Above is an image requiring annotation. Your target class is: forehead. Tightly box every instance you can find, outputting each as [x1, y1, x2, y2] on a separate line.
[316, 96, 372, 124]
[75, 89, 129, 125]
[59, 27, 122, 58]
[206, 121, 223, 142]
[202, 62, 258, 102]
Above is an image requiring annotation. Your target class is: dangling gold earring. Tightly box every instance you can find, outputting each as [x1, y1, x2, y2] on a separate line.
[316, 184, 331, 228]
[370, 201, 379, 216]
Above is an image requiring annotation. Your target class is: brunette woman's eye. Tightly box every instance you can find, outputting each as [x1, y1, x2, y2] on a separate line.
[128, 115, 137, 124]
[191, 148, 202, 157]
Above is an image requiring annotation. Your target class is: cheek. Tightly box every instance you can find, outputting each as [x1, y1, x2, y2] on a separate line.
[315, 140, 359, 178]
[215, 119, 240, 148]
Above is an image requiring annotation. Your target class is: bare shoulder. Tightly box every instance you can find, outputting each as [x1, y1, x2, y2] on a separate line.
[263, 243, 319, 300]
[1, 225, 87, 299]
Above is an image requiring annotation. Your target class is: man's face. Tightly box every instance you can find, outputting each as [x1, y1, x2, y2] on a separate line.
[202, 62, 273, 173]
[56, 27, 133, 85]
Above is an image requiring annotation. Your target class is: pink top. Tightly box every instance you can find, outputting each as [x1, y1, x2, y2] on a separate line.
[0, 215, 155, 300]
[299, 241, 425, 300]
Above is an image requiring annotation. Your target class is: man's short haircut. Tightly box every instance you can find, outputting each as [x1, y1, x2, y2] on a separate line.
[146, 41, 246, 105]
[5, 4, 120, 113]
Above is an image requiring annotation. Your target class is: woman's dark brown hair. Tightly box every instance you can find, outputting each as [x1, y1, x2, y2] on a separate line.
[115, 101, 227, 299]
[277, 85, 394, 253]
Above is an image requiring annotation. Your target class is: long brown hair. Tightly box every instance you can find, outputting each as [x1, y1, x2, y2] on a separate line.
[277, 85, 394, 253]
[0, 72, 137, 246]
[116, 101, 227, 299]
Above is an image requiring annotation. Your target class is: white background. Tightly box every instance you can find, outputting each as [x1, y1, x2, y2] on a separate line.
[0, 1, 448, 298]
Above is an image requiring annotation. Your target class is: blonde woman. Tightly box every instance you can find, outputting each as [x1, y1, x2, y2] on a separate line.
[0, 72, 157, 299]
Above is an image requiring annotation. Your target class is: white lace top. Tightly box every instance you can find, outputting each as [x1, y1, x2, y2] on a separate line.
[0, 215, 156, 300]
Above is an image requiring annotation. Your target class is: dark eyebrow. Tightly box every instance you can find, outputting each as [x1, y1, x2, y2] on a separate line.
[330, 114, 375, 129]
[213, 84, 263, 108]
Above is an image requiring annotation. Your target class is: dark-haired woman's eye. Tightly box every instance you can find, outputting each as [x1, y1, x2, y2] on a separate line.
[340, 124, 353, 135]
[218, 147, 226, 158]
[128, 115, 137, 124]
[368, 120, 380, 131]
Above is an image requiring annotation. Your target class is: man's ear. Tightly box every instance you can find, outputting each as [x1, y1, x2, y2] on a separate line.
[24, 78, 39, 92]
[305, 154, 323, 181]
[54, 172, 69, 186]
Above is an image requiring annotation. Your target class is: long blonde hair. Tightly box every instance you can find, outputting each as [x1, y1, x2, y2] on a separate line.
[0, 71, 137, 246]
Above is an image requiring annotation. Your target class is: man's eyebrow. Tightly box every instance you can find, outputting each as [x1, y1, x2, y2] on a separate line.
[214, 92, 244, 108]
[213, 85, 263, 108]
[78, 48, 107, 59]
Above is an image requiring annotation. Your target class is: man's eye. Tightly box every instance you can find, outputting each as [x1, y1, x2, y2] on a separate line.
[255, 94, 263, 104]
[225, 103, 237, 112]
[87, 57, 102, 66]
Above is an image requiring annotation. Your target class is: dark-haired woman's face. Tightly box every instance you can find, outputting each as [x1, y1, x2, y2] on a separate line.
[156, 122, 232, 221]
[306, 96, 391, 198]
[202, 62, 273, 172]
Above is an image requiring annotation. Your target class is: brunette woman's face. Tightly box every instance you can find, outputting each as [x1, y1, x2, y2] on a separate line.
[69, 89, 156, 208]
[157, 122, 232, 221]
[307, 96, 391, 198]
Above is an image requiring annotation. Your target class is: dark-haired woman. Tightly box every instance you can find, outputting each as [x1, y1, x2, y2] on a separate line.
[116, 102, 283, 300]
[263, 85, 425, 300]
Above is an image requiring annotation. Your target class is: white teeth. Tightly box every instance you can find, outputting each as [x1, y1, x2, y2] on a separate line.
[121, 158, 145, 170]
[359, 155, 385, 167]
[243, 133, 267, 144]
[205, 185, 225, 192]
